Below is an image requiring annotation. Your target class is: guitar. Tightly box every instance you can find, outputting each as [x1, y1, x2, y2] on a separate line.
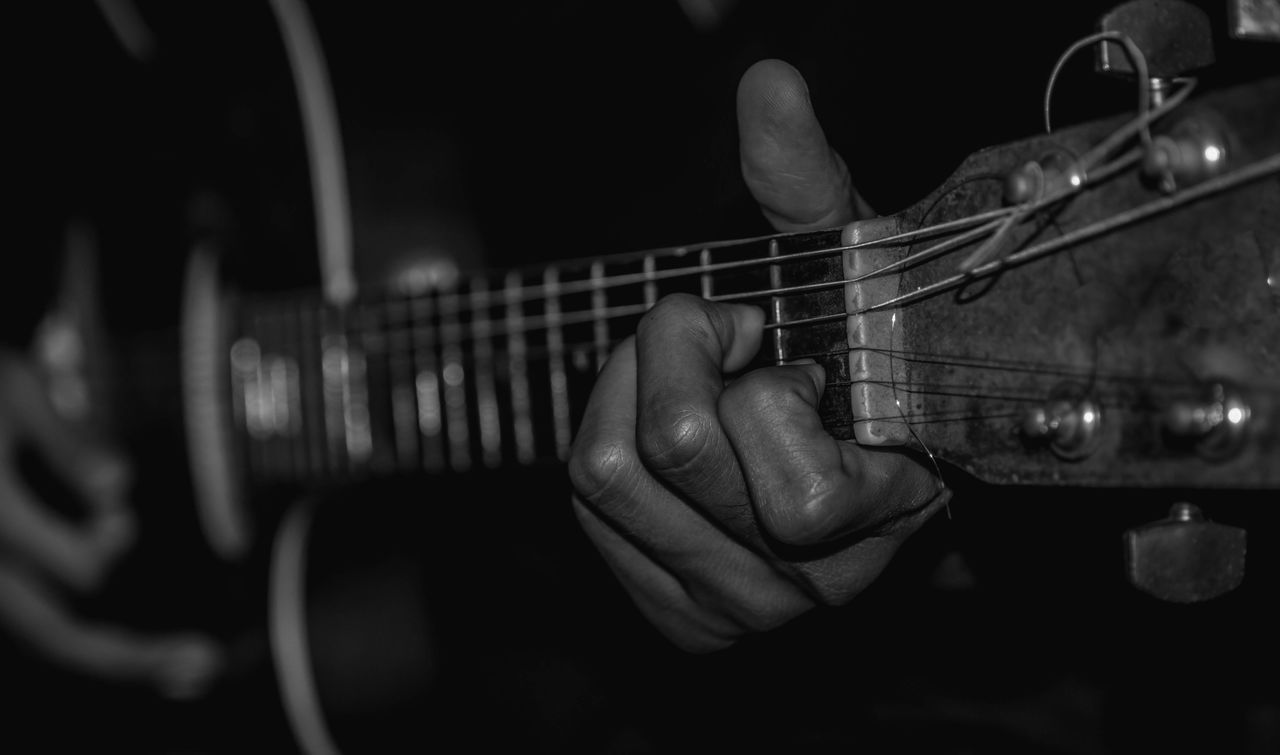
[26, 3, 1278, 751]
[209, 73, 1278, 522]
[172, 68, 1277, 751]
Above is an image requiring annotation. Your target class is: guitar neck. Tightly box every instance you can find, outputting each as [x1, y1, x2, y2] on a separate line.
[227, 75, 1280, 491]
[229, 228, 850, 484]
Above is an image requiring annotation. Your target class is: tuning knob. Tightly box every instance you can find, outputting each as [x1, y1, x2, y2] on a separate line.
[1022, 394, 1103, 459]
[1163, 383, 1251, 460]
[1095, 0, 1216, 80]
[1124, 503, 1246, 603]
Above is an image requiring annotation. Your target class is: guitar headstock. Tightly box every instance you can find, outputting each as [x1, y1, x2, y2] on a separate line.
[835, 74, 1279, 489]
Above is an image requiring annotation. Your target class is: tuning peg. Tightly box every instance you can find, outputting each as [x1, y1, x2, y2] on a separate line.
[1096, 0, 1216, 80]
[1124, 503, 1246, 603]
[1228, 0, 1280, 42]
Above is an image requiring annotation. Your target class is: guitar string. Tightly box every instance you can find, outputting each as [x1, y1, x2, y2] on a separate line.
[242, 74, 1196, 325]
[320, 325, 1238, 391]
[261, 148, 1277, 349]
[764, 151, 1280, 328]
[233, 84, 1275, 458]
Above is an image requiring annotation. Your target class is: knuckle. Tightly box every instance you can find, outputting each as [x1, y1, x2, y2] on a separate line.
[721, 366, 817, 419]
[759, 476, 850, 547]
[720, 369, 779, 414]
[568, 438, 637, 507]
[637, 405, 717, 478]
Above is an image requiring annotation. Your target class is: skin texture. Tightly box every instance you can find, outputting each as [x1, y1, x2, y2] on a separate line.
[569, 59, 948, 653]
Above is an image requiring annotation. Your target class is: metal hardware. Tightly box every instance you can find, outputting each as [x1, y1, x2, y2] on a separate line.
[1004, 153, 1086, 206]
[1228, 0, 1280, 41]
[1096, 0, 1215, 79]
[1022, 393, 1104, 459]
[1125, 502, 1247, 602]
[1163, 382, 1251, 460]
[1142, 115, 1231, 193]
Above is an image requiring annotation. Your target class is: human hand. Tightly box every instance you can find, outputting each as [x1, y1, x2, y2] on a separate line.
[0, 350, 222, 699]
[569, 60, 948, 652]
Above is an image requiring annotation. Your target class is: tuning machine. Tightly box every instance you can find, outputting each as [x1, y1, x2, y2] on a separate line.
[1022, 385, 1104, 460]
[1125, 502, 1246, 603]
[1163, 382, 1251, 460]
[1141, 114, 1232, 194]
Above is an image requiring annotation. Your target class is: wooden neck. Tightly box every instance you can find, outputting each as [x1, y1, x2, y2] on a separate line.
[228, 228, 849, 484]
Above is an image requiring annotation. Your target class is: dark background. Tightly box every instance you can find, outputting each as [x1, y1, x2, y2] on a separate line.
[6, 1, 1280, 753]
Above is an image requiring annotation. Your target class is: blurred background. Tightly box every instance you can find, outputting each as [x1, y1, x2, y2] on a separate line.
[6, 1, 1280, 753]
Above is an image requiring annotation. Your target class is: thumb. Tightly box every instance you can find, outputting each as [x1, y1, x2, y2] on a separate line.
[737, 59, 873, 231]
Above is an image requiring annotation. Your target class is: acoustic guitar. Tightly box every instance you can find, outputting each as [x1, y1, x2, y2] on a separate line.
[176, 66, 1277, 751]
[28, 3, 1279, 752]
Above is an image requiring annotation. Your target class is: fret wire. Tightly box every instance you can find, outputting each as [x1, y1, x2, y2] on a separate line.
[768, 238, 784, 366]
[358, 304, 392, 473]
[505, 271, 535, 464]
[410, 289, 446, 473]
[544, 266, 572, 461]
[699, 248, 713, 299]
[238, 312, 267, 479]
[257, 311, 279, 479]
[320, 309, 350, 475]
[283, 306, 306, 481]
[266, 311, 292, 479]
[227, 331, 249, 467]
[343, 309, 374, 469]
[590, 261, 609, 371]
[299, 301, 327, 480]
[387, 296, 420, 471]
[643, 254, 657, 309]
[439, 283, 471, 472]
[471, 279, 503, 467]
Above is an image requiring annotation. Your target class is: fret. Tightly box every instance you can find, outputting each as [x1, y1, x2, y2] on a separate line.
[504, 271, 535, 464]
[279, 308, 306, 479]
[439, 284, 471, 471]
[643, 254, 657, 309]
[387, 296, 420, 471]
[769, 238, 785, 365]
[343, 328, 374, 469]
[357, 303, 395, 474]
[768, 229, 854, 439]
[320, 312, 350, 474]
[229, 333, 263, 479]
[410, 290, 446, 473]
[544, 266, 572, 461]
[223, 228, 856, 480]
[298, 301, 327, 480]
[699, 248, 713, 299]
[590, 261, 609, 370]
[257, 311, 291, 479]
[470, 279, 503, 467]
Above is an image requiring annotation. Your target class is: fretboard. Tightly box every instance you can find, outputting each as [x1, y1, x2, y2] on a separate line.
[229, 229, 855, 485]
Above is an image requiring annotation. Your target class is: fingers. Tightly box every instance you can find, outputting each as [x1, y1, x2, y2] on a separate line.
[569, 337, 813, 648]
[0, 355, 134, 590]
[0, 562, 223, 699]
[633, 295, 765, 535]
[737, 59, 874, 231]
[0, 472, 113, 591]
[719, 362, 945, 547]
[0, 355, 132, 514]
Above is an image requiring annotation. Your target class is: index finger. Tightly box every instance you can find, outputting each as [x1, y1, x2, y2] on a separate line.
[634, 294, 763, 532]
